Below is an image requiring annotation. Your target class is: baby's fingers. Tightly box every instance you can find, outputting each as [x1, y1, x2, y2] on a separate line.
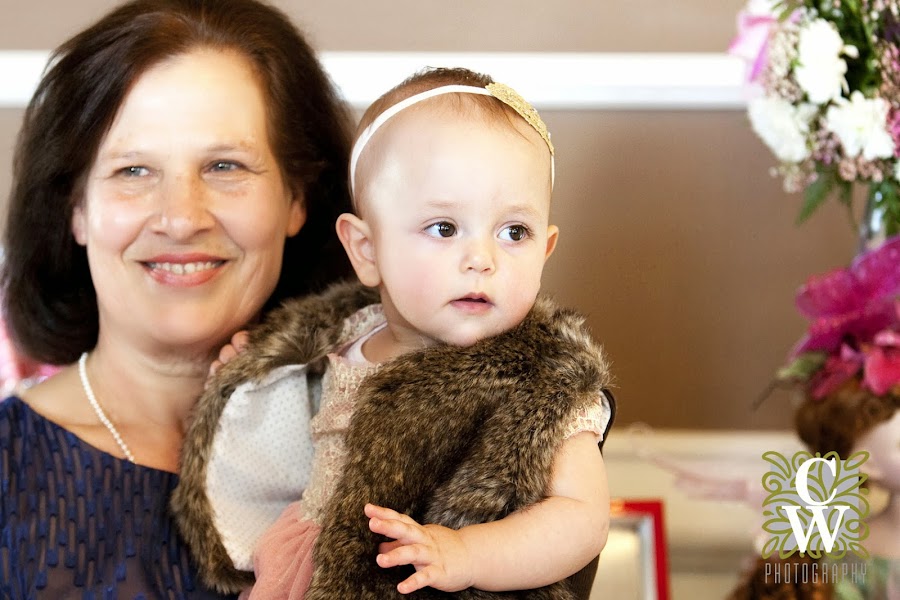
[376, 542, 430, 569]
[218, 343, 240, 365]
[208, 331, 251, 379]
[230, 330, 250, 352]
[378, 546, 444, 594]
[364, 503, 413, 524]
[378, 540, 403, 555]
[368, 514, 423, 545]
[394, 566, 440, 595]
[207, 359, 225, 381]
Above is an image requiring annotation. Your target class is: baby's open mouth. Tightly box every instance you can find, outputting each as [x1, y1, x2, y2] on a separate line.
[457, 294, 489, 303]
[453, 294, 492, 307]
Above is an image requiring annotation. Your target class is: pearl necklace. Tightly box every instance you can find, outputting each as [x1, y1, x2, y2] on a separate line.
[78, 352, 136, 463]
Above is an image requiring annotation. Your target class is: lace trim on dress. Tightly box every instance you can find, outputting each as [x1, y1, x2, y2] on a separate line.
[562, 399, 611, 442]
[336, 303, 385, 349]
[301, 311, 385, 524]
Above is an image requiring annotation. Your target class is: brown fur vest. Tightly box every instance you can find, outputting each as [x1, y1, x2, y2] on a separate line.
[173, 281, 613, 599]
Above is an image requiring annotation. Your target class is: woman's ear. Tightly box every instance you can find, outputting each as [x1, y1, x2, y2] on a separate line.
[336, 213, 380, 287]
[286, 192, 306, 238]
[71, 201, 87, 246]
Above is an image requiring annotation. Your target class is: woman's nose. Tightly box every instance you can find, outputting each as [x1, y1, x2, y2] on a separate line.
[150, 173, 215, 239]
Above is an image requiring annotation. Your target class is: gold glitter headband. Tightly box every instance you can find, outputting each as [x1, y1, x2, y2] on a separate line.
[349, 83, 555, 195]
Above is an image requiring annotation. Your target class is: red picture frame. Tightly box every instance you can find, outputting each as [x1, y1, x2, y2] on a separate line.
[594, 498, 670, 600]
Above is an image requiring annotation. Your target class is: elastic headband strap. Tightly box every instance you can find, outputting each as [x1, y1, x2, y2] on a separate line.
[349, 83, 555, 196]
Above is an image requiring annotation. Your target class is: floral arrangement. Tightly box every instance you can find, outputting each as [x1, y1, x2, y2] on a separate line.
[730, 0, 900, 234]
[730, 0, 900, 400]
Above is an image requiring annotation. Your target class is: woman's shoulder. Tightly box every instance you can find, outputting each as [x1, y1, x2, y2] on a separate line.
[0, 375, 128, 472]
[0, 395, 64, 479]
[0, 394, 28, 425]
[0, 394, 55, 435]
[13, 365, 96, 429]
[0, 392, 74, 455]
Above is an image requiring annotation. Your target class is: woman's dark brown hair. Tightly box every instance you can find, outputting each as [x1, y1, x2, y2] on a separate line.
[3, 0, 353, 364]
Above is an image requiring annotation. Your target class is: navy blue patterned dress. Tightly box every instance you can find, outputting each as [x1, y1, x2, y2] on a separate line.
[0, 396, 237, 599]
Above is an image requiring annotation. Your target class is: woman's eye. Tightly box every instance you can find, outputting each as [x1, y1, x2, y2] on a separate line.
[120, 166, 149, 178]
[500, 225, 530, 241]
[425, 222, 456, 238]
[211, 161, 240, 172]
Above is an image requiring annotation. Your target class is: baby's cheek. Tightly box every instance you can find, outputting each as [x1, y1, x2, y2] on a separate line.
[405, 269, 441, 304]
[387, 259, 437, 302]
[507, 275, 542, 317]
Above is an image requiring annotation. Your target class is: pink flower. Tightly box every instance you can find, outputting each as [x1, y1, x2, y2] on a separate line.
[807, 329, 900, 398]
[888, 109, 900, 158]
[809, 343, 865, 399]
[793, 235, 900, 355]
[863, 330, 900, 395]
[0, 315, 59, 394]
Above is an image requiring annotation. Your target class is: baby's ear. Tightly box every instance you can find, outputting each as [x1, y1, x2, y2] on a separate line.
[336, 213, 381, 287]
[544, 224, 559, 261]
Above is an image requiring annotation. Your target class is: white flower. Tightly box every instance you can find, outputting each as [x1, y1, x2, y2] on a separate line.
[794, 19, 855, 104]
[824, 91, 895, 160]
[743, 0, 779, 17]
[748, 96, 816, 162]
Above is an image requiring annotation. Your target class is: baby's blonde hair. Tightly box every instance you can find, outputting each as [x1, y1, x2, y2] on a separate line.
[350, 67, 550, 209]
[355, 67, 500, 138]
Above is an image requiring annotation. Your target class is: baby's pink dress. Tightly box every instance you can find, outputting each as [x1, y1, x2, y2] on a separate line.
[247, 306, 609, 599]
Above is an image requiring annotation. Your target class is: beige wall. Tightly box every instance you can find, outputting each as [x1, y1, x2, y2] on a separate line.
[0, 1, 858, 430]
[5, 0, 743, 51]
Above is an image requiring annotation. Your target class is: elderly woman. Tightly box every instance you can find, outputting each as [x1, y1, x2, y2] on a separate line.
[0, 0, 353, 596]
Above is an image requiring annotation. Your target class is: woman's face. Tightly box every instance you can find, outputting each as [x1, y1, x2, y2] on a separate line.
[73, 49, 305, 359]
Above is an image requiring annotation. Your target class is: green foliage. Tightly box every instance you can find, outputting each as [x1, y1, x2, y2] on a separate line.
[873, 180, 900, 238]
[776, 352, 828, 383]
[796, 171, 839, 225]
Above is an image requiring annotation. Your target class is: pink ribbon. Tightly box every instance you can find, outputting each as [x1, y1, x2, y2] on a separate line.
[728, 12, 779, 82]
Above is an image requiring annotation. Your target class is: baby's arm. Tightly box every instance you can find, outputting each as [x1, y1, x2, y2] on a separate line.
[367, 430, 609, 593]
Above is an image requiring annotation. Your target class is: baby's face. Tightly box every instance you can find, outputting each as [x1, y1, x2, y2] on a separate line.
[357, 106, 557, 348]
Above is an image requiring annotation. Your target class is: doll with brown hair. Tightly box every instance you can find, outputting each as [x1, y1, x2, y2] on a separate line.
[797, 384, 900, 599]
[729, 234, 900, 599]
[730, 386, 900, 600]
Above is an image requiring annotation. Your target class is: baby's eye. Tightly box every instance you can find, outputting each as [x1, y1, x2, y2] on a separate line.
[425, 222, 457, 238]
[499, 225, 530, 242]
[119, 166, 150, 178]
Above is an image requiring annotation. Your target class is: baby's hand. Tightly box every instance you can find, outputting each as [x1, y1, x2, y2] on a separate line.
[365, 503, 474, 594]
[208, 330, 250, 378]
